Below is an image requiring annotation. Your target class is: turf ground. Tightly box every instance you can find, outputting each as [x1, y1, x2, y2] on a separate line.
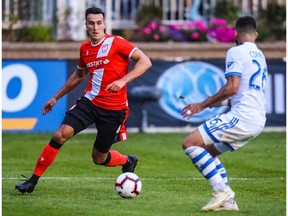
[2, 132, 286, 216]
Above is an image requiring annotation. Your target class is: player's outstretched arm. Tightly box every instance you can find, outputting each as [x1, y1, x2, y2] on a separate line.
[42, 97, 57, 115]
[182, 76, 240, 119]
[42, 68, 88, 115]
[208, 97, 231, 108]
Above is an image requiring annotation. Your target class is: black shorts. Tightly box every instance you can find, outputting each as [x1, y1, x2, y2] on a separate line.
[62, 97, 127, 153]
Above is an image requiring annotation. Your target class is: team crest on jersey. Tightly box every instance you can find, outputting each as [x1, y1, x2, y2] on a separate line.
[102, 44, 108, 53]
[227, 61, 234, 69]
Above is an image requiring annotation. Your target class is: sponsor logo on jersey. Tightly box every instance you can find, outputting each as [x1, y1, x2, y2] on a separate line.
[103, 59, 109, 64]
[86, 59, 110, 67]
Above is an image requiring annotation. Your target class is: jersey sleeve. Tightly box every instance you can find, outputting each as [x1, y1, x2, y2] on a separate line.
[225, 47, 244, 78]
[77, 44, 87, 69]
[115, 36, 137, 59]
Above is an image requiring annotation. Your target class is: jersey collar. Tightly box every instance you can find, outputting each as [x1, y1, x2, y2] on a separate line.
[91, 35, 107, 47]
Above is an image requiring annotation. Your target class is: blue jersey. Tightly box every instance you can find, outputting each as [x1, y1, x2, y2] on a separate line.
[225, 42, 267, 126]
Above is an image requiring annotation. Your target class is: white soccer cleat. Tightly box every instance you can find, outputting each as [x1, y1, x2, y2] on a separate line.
[201, 187, 235, 211]
[213, 199, 239, 211]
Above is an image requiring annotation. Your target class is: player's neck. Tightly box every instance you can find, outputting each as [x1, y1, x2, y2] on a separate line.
[91, 34, 106, 45]
[236, 33, 257, 45]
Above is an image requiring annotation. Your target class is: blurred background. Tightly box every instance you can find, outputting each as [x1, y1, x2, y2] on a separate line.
[2, 0, 286, 42]
[2, 0, 286, 133]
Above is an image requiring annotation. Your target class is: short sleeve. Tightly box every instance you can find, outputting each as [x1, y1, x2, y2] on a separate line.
[114, 36, 137, 59]
[77, 44, 87, 69]
[225, 47, 243, 78]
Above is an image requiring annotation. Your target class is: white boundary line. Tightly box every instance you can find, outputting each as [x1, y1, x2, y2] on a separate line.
[81, 126, 286, 134]
[3, 177, 285, 181]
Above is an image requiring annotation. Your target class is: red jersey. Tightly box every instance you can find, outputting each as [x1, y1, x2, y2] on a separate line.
[77, 34, 137, 110]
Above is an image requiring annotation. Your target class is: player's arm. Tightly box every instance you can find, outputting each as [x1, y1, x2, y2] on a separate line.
[42, 68, 89, 115]
[208, 97, 232, 108]
[105, 49, 152, 92]
[182, 75, 240, 119]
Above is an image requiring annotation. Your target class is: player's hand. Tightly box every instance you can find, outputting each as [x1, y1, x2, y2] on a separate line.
[182, 103, 204, 119]
[42, 97, 57, 115]
[105, 80, 126, 93]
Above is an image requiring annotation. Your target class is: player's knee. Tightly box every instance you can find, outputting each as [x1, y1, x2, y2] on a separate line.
[182, 130, 204, 150]
[53, 130, 69, 144]
[182, 136, 201, 149]
[182, 136, 193, 149]
[53, 125, 74, 144]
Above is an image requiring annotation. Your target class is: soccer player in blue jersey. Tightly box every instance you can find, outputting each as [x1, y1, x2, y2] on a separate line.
[181, 16, 267, 211]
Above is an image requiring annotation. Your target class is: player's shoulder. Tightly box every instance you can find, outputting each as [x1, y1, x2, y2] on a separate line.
[227, 45, 244, 57]
[110, 34, 129, 42]
[233, 43, 265, 58]
[108, 34, 135, 49]
[79, 40, 91, 50]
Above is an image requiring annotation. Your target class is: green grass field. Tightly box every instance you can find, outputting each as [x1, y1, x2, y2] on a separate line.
[2, 132, 286, 216]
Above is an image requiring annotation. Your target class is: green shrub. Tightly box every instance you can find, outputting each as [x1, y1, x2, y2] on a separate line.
[257, 3, 286, 41]
[135, 4, 162, 27]
[4, 25, 54, 42]
[214, 0, 240, 23]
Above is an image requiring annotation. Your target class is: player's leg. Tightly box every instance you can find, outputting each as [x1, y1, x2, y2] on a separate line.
[192, 112, 259, 211]
[213, 155, 239, 211]
[92, 142, 138, 173]
[92, 108, 138, 173]
[92, 148, 133, 168]
[214, 157, 227, 185]
[34, 124, 75, 176]
[211, 141, 243, 211]
[182, 128, 234, 211]
[15, 97, 93, 193]
[15, 124, 74, 193]
[183, 131, 226, 191]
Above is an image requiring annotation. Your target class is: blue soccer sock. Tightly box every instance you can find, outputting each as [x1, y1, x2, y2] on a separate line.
[214, 157, 229, 186]
[185, 146, 226, 191]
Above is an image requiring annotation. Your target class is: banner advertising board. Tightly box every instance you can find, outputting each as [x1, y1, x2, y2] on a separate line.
[2, 59, 285, 132]
[2, 60, 67, 132]
[126, 59, 286, 129]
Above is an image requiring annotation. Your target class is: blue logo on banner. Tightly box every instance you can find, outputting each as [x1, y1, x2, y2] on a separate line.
[156, 61, 227, 123]
[2, 60, 67, 132]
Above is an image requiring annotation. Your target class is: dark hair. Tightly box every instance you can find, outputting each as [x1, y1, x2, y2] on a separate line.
[85, 7, 105, 20]
[235, 16, 257, 34]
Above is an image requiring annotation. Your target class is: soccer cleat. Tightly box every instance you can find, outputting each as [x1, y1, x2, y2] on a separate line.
[214, 199, 239, 211]
[15, 175, 37, 194]
[122, 155, 138, 173]
[201, 187, 235, 211]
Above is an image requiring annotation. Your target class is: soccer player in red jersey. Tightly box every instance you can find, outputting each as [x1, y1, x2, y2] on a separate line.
[15, 7, 152, 193]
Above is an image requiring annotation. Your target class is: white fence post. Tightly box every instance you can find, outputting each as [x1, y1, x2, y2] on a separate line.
[105, 0, 112, 34]
[56, 0, 67, 40]
[69, 1, 87, 40]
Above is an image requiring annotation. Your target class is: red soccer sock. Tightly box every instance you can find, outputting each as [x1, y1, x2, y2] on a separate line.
[105, 150, 128, 167]
[33, 142, 60, 177]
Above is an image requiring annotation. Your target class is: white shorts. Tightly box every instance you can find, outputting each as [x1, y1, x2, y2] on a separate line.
[198, 112, 264, 153]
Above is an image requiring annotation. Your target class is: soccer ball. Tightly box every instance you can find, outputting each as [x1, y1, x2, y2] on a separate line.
[115, 172, 142, 198]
